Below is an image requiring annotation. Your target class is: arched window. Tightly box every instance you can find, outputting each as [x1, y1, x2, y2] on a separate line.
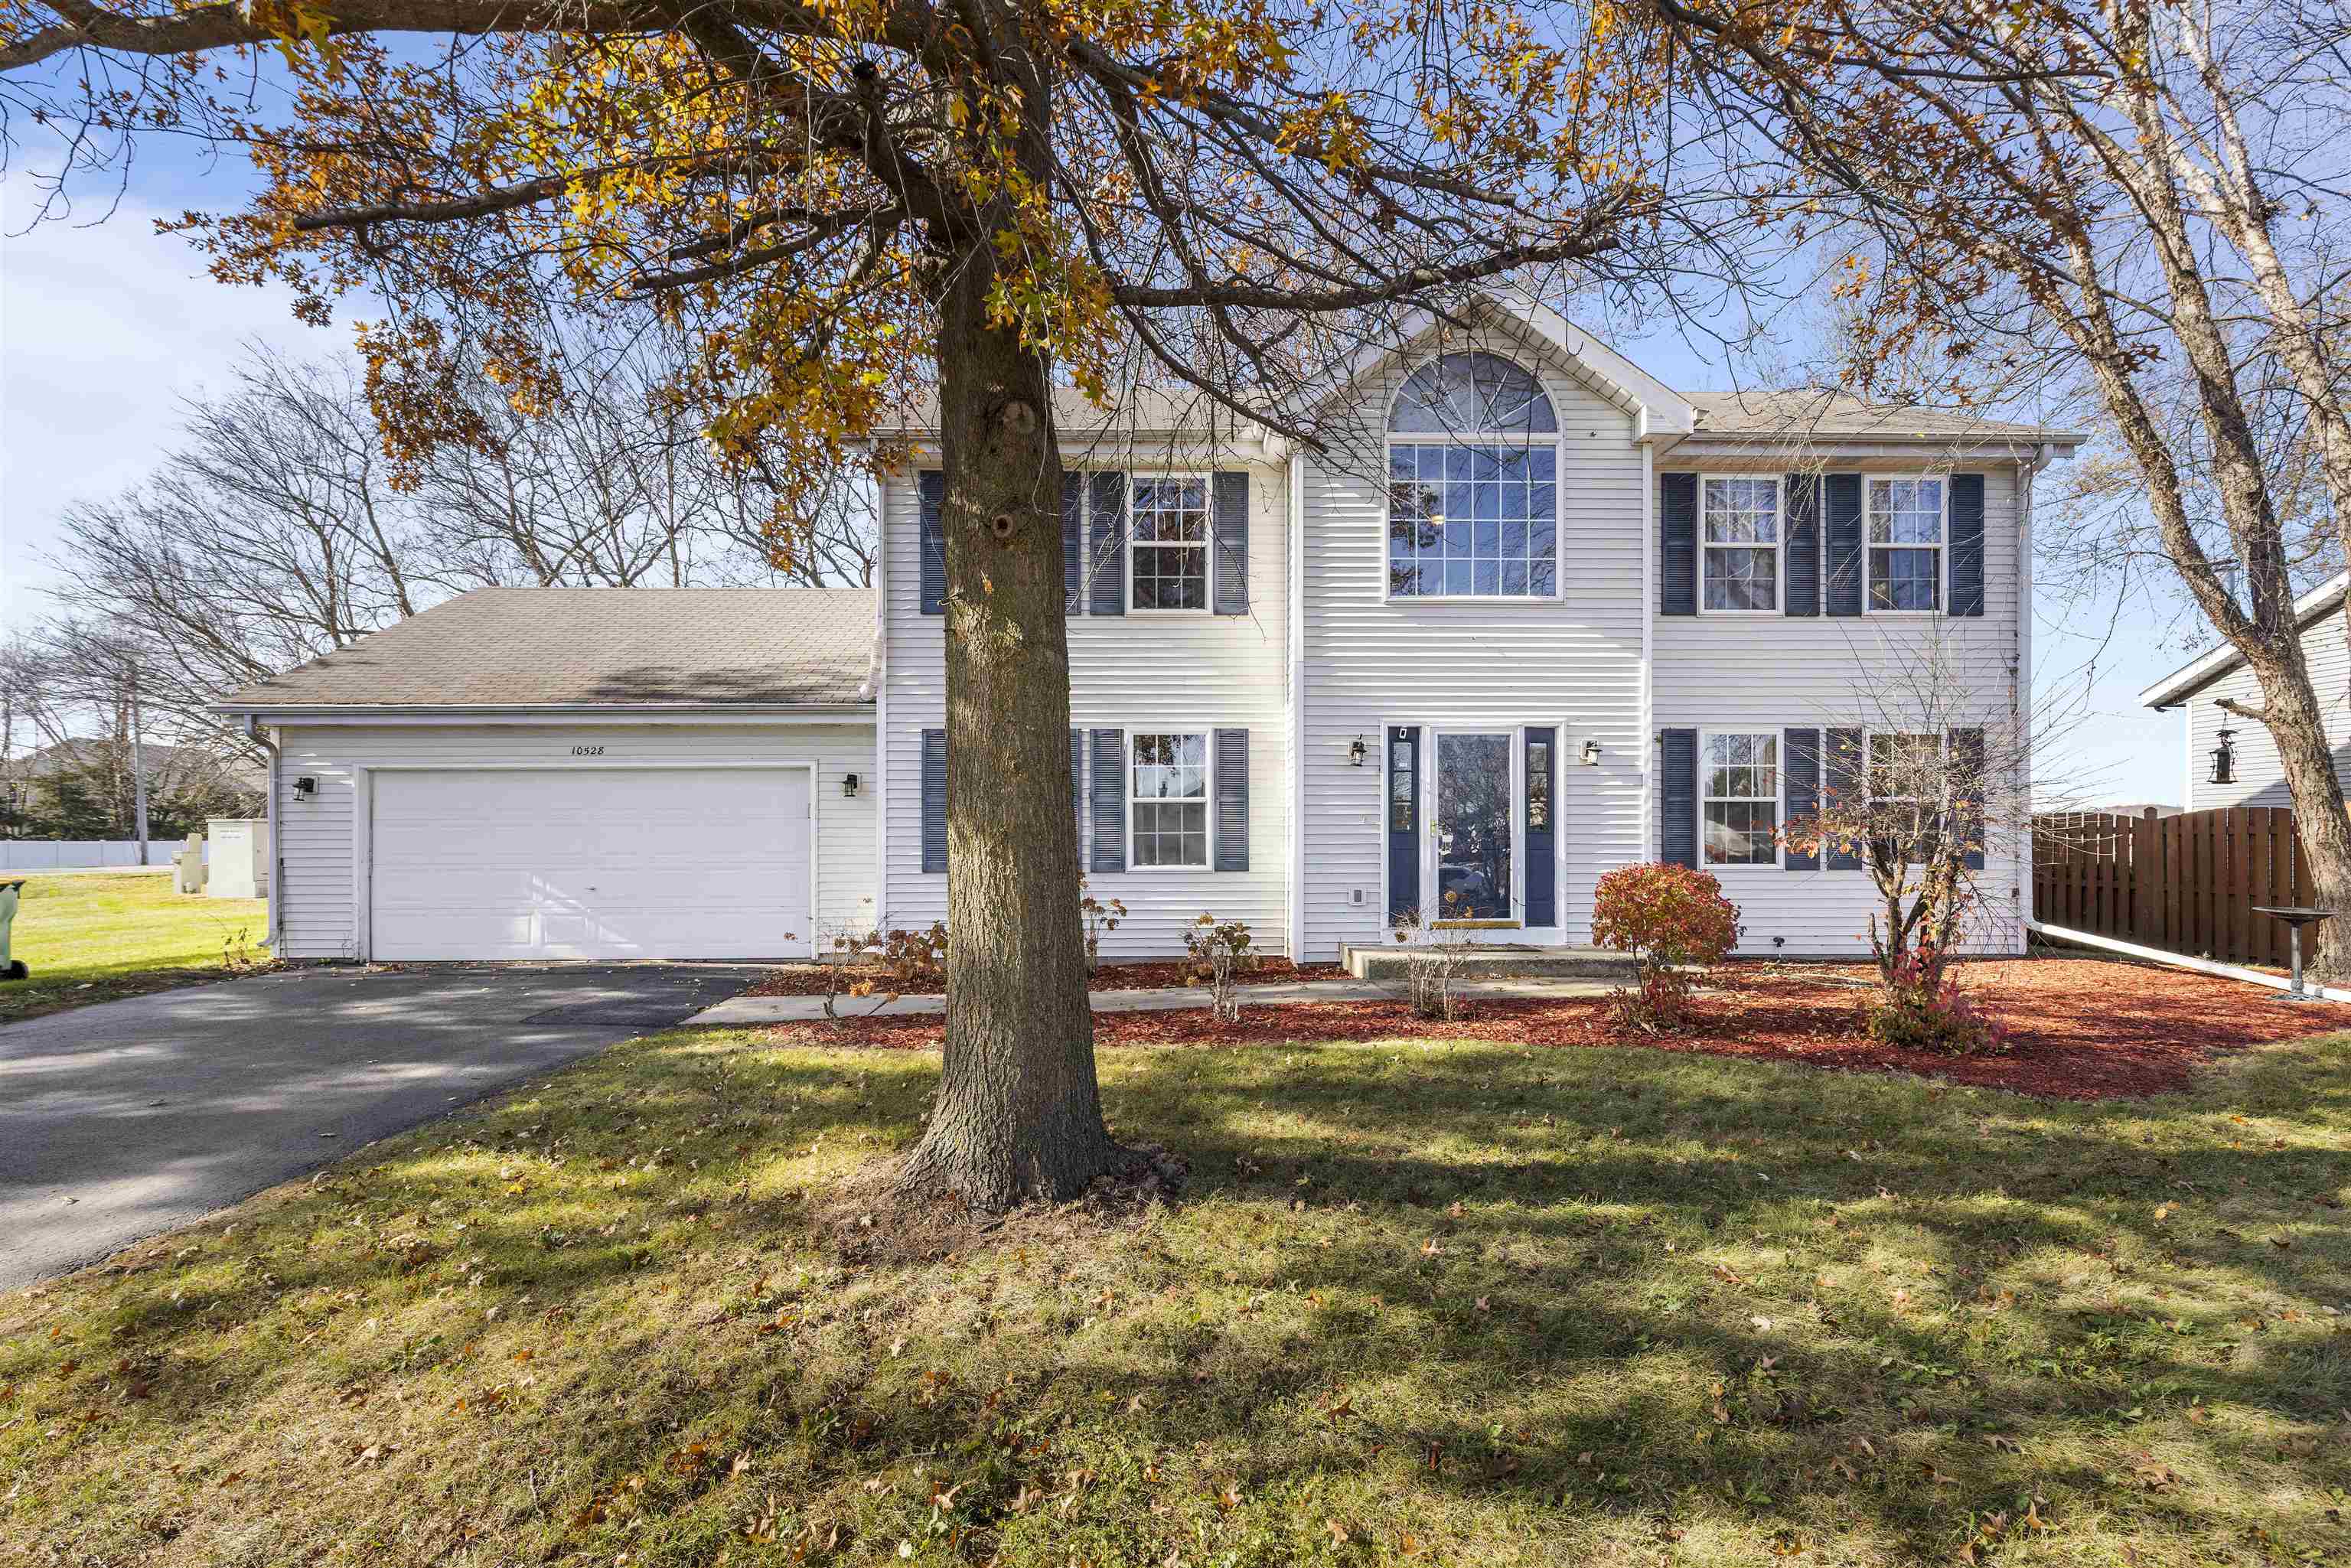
[1387, 352, 1559, 598]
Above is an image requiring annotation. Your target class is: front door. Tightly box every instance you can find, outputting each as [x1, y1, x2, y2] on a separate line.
[1433, 731, 1516, 921]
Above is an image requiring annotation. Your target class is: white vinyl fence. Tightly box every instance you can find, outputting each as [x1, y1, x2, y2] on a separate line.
[0, 840, 205, 872]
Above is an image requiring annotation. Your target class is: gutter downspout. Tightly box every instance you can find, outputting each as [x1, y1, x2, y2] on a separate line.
[1286, 443, 1306, 963]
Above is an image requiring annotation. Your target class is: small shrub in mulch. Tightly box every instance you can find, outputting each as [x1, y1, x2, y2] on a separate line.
[752, 958, 2342, 1100]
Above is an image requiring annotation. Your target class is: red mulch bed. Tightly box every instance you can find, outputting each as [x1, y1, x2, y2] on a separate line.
[752, 958, 2341, 1100]
[744, 957, 1342, 997]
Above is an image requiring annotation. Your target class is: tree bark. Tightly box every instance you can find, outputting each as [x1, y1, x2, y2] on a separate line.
[891, 248, 1118, 1208]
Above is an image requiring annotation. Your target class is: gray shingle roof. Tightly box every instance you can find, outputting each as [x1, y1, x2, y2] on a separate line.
[219, 588, 876, 710]
[1684, 390, 2083, 444]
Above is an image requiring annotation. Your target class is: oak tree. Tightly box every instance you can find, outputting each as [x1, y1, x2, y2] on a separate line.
[6, 0, 1688, 1201]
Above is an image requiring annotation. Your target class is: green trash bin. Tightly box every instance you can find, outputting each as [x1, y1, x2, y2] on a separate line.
[0, 879, 25, 980]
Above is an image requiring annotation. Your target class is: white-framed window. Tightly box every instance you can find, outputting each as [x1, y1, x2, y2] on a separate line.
[1867, 730, 1945, 843]
[1129, 474, 1211, 611]
[1385, 351, 1560, 599]
[1867, 476, 1946, 612]
[1130, 731, 1209, 867]
[1700, 476, 1782, 612]
[1702, 730, 1780, 867]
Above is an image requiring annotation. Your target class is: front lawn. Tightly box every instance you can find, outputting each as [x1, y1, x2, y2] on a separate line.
[5, 1009, 2346, 1566]
[0, 870, 271, 1024]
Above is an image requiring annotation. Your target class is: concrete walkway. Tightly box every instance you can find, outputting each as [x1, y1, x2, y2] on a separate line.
[690, 975, 1616, 1026]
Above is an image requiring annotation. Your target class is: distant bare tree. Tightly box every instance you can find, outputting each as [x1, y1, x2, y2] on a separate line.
[36, 331, 878, 759]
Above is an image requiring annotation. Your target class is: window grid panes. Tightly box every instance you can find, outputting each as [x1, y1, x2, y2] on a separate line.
[1704, 732, 1780, 866]
[1702, 477, 1781, 611]
[1131, 477, 1208, 610]
[1131, 732, 1208, 867]
[1867, 478, 1945, 611]
[1867, 731, 1943, 845]
[1387, 443, 1558, 597]
[1390, 352, 1560, 435]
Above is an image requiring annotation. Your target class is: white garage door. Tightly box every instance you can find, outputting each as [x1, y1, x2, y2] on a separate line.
[370, 768, 814, 960]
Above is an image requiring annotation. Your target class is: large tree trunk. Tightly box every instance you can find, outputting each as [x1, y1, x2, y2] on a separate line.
[2239, 654, 2351, 979]
[892, 249, 1118, 1208]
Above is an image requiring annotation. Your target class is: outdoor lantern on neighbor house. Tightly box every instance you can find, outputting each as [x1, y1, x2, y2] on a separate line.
[843, 772, 861, 798]
[2209, 724, 2237, 786]
[1348, 735, 1368, 767]
[1581, 738, 1603, 767]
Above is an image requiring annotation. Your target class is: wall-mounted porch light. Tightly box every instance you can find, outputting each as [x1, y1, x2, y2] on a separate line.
[2209, 725, 2236, 786]
[1348, 735, 1368, 768]
[843, 771, 862, 798]
[292, 775, 318, 800]
[1580, 738, 1603, 768]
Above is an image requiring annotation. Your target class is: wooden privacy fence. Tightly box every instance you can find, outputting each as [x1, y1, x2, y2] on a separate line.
[2033, 805, 2314, 967]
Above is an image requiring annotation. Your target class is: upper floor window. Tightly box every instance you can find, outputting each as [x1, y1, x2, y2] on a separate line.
[1701, 476, 1782, 612]
[1867, 477, 1945, 611]
[1130, 474, 1210, 611]
[1386, 352, 1559, 599]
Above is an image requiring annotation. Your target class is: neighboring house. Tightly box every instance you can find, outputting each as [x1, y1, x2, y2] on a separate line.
[2141, 572, 2351, 813]
[221, 292, 2078, 964]
[1, 739, 265, 839]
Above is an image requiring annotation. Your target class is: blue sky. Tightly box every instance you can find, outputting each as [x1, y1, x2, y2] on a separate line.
[0, 135, 2198, 803]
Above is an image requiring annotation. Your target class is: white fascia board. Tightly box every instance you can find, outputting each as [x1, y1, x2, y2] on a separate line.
[211, 703, 877, 726]
[1495, 289, 1695, 438]
[2137, 569, 2349, 709]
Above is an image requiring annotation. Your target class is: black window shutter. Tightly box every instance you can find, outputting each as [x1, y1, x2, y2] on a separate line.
[1524, 726, 1557, 924]
[920, 728, 948, 872]
[1088, 472, 1127, 616]
[1948, 474, 1985, 617]
[1212, 471, 1249, 614]
[1824, 474, 1863, 617]
[1387, 726, 1420, 921]
[1658, 472, 1697, 615]
[1782, 727, 1821, 870]
[1783, 474, 1821, 617]
[1089, 729, 1126, 872]
[1062, 471, 1084, 614]
[1951, 727, 1987, 869]
[918, 470, 947, 616]
[1658, 728, 1698, 867]
[1069, 727, 1084, 853]
[1824, 726, 1864, 869]
[1213, 728, 1249, 870]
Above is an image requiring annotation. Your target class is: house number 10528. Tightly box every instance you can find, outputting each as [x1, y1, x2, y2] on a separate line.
[570, 745, 605, 756]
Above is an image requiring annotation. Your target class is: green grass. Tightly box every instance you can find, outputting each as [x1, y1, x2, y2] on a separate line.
[0, 869, 271, 1022]
[3, 1027, 2346, 1566]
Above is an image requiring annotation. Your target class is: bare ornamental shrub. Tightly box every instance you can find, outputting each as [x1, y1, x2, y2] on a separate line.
[1182, 914, 1256, 1022]
[1390, 896, 1478, 1022]
[1078, 878, 1127, 975]
[1590, 863, 1742, 1032]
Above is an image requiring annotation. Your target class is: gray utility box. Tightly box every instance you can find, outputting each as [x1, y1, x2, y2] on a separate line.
[206, 818, 272, 900]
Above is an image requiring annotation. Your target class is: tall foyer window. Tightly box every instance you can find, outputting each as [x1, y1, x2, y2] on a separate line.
[1387, 351, 1559, 598]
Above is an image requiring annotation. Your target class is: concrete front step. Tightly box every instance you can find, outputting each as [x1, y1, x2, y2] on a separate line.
[1340, 942, 1637, 983]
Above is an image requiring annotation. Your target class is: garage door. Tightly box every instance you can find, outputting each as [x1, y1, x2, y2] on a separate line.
[369, 768, 813, 960]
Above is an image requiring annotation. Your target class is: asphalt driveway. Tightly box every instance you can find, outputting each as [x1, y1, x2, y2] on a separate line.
[0, 965, 755, 1291]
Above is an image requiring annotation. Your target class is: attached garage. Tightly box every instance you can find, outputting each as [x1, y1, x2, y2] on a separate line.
[367, 767, 816, 960]
[218, 588, 881, 963]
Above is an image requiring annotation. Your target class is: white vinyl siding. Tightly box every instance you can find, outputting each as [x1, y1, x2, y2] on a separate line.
[269, 721, 876, 960]
[1300, 326, 1648, 958]
[1652, 455, 2027, 956]
[2181, 600, 2351, 810]
[879, 454, 1291, 957]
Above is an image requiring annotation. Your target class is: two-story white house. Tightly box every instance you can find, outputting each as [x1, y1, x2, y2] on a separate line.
[224, 293, 2075, 964]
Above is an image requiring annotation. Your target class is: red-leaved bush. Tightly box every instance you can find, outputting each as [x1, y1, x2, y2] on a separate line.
[1590, 863, 1742, 1030]
[1865, 945, 2010, 1055]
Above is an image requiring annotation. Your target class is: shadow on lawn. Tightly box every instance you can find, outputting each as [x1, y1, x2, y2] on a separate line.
[11, 1028, 2349, 1567]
